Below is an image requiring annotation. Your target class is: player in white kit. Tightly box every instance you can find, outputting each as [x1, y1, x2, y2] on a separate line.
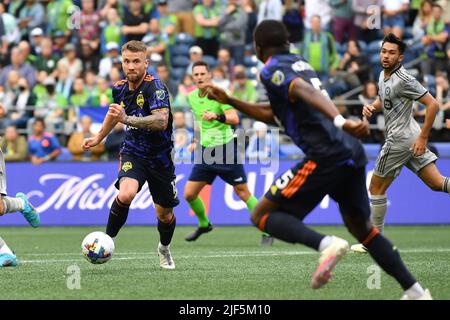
[352, 33, 450, 254]
[0, 103, 40, 267]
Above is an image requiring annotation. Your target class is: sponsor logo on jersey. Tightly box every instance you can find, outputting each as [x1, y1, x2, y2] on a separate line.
[137, 93, 144, 108]
[122, 162, 133, 172]
[271, 70, 285, 86]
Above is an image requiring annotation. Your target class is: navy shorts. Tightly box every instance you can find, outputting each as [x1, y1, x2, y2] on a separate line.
[188, 139, 247, 185]
[265, 159, 370, 220]
[116, 154, 180, 208]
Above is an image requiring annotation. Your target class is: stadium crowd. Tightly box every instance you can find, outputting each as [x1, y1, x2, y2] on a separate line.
[0, 0, 449, 163]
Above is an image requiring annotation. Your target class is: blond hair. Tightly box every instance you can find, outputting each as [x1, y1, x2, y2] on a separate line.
[121, 40, 147, 54]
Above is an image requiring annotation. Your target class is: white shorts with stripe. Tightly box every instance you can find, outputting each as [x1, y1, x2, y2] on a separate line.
[373, 143, 438, 178]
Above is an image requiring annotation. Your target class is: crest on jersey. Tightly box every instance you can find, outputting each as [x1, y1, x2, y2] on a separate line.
[122, 162, 133, 172]
[271, 70, 285, 86]
[385, 87, 391, 96]
[136, 93, 144, 108]
[156, 89, 166, 101]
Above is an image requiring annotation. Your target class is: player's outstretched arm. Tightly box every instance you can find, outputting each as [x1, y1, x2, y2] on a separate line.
[204, 84, 276, 124]
[362, 97, 382, 119]
[412, 93, 440, 156]
[82, 104, 120, 150]
[289, 77, 369, 138]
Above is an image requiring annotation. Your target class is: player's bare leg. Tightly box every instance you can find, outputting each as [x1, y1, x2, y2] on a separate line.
[155, 204, 176, 269]
[418, 162, 450, 193]
[233, 183, 274, 245]
[106, 177, 138, 240]
[351, 174, 395, 253]
[184, 181, 213, 241]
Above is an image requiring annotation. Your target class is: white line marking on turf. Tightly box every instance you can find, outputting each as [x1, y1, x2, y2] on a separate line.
[17, 248, 450, 264]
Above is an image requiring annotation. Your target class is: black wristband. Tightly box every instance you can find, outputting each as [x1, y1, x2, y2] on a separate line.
[216, 113, 226, 123]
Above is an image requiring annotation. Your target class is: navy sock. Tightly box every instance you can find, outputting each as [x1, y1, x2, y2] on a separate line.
[364, 229, 417, 290]
[158, 215, 176, 246]
[106, 197, 130, 238]
[260, 211, 325, 250]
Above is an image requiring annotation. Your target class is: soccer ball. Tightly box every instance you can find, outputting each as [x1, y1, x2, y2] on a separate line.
[81, 231, 115, 264]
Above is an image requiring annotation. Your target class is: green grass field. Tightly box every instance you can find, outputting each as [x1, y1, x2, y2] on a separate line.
[0, 226, 449, 300]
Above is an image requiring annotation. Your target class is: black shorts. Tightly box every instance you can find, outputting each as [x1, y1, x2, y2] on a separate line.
[265, 159, 370, 220]
[188, 139, 247, 185]
[116, 154, 180, 208]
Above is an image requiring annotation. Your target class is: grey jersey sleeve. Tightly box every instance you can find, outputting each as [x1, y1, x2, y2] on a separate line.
[400, 78, 428, 101]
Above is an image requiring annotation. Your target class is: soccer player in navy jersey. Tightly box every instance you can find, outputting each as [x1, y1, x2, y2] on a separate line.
[205, 20, 431, 299]
[83, 41, 179, 270]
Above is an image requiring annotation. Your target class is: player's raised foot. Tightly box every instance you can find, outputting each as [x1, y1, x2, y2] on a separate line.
[311, 236, 349, 289]
[0, 253, 17, 267]
[16, 192, 40, 228]
[157, 243, 175, 270]
[260, 234, 274, 246]
[350, 243, 368, 253]
[401, 289, 433, 300]
[185, 223, 213, 242]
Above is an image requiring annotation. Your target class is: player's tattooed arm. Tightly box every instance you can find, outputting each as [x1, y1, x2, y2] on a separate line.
[124, 108, 170, 131]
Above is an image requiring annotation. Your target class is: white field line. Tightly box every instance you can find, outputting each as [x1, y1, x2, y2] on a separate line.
[16, 248, 450, 264]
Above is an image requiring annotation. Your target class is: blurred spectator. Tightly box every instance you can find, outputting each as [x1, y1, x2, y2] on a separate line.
[79, 0, 101, 51]
[1, 125, 28, 162]
[100, 7, 122, 54]
[105, 122, 125, 160]
[94, 77, 113, 108]
[173, 110, 193, 135]
[230, 65, 257, 103]
[52, 31, 68, 58]
[0, 70, 21, 108]
[330, 0, 357, 44]
[58, 43, 83, 79]
[436, 72, 450, 121]
[283, 0, 303, 45]
[28, 117, 62, 165]
[173, 74, 195, 111]
[246, 121, 279, 160]
[243, 0, 258, 49]
[55, 64, 74, 100]
[35, 77, 69, 126]
[412, 0, 433, 43]
[122, 0, 149, 43]
[18, 40, 36, 65]
[218, 0, 247, 65]
[17, 0, 45, 40]
[109, 66, 122, 85]
[157, 63, 178, 98]
[142, 19, 167, 66]
[211, 67, 231, 92]
[358, 79, 380, 118]
[193, 0, 220, 58]
[0, 46, 36, 88]
[68, 115, 105, 161]
[29, 27, 44, 55]
[80, 42, 100, 73]
[352, 0, 383, 44]
[335, 40, 371, 89]
[304, 0, 333, 31]
[99, 42, 121, 79]
[34, 38, 58, 77]
[156, 0, 178, 47]
[257, 0, 283, 24]
[7, 77, 36, 129]
[70, 77, 90, 108]
[168, 0, 195, 36]
[301, 15, 340, 81]
[383, 0, 409, 39]
[217, 48, 234, 80]
[0, 2, 20, 51]
[186, 46, 204, 76]
[421, 4, 449, 76]
[173, 128, 192, 161]
[46, 0, 73, 37]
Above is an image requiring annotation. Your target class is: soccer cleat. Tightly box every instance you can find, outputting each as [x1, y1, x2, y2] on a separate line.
[311, 236, 349, 289]
[185, 223, 213, 242]
[158, 243, 175, 270]
[0, 253, 17, 267]
[260, 234, 274, 246]
[401, 289, 433, 300]
[350, 243, 368, 253]
[16, 192, 40, 228]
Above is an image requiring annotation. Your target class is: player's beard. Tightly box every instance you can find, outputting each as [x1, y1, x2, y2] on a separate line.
[126, 70, 145, 84]
[381, 58, 399, 72]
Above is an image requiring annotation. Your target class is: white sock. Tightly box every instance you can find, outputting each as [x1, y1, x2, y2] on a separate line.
[370, 195, 387, 234]
[2, 197, 25, 214]
[0, 237, 14, 255]
[318, 236, 333, 252]
[443, 177, 450, 194]
[404, 282, 425, 299]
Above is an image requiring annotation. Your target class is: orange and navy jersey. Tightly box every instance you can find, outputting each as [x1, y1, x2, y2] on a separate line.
[260, 53, 367, 167]
[112, 74, 174, 168]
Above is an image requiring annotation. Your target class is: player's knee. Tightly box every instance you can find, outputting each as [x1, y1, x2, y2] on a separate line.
[183, 190, 197, 202]
[118, 192, 136, 205]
